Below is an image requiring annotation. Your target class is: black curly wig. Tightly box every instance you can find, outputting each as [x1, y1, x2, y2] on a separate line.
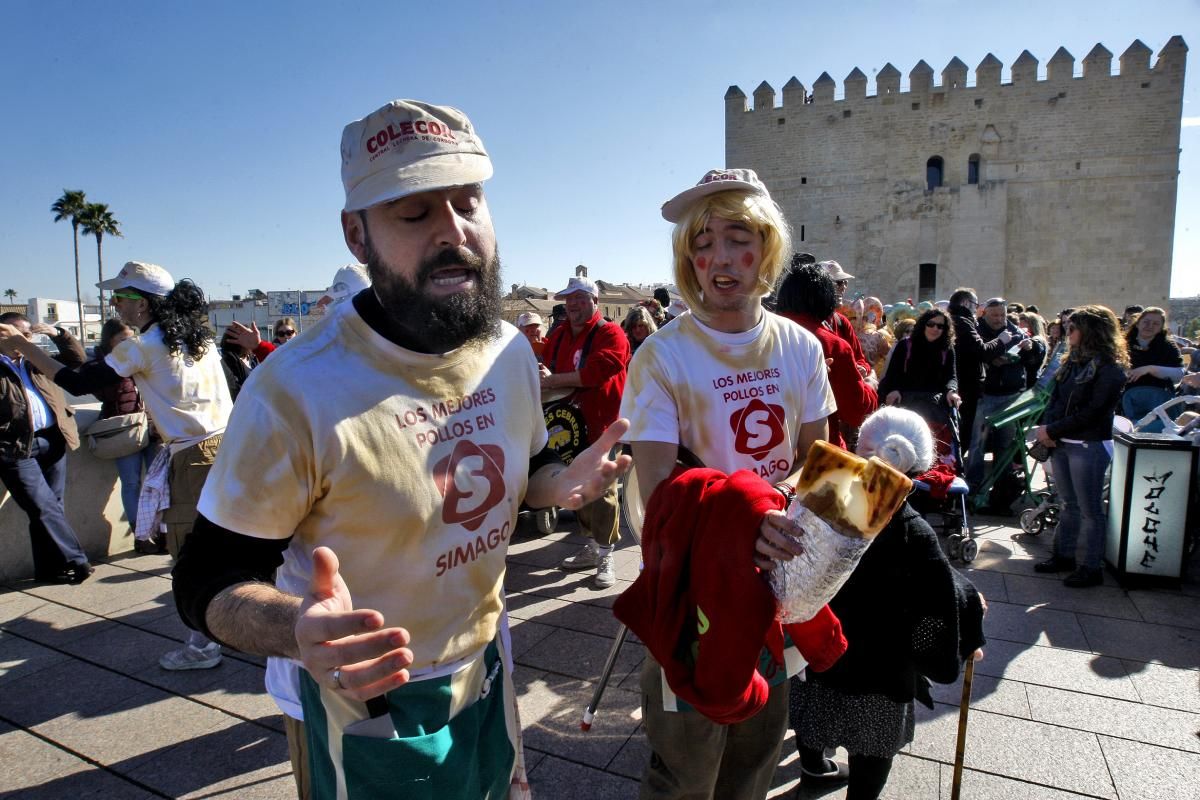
[145, 279, 213, 359]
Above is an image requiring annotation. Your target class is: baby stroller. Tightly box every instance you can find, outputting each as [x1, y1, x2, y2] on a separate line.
[900, 393, 976, 562]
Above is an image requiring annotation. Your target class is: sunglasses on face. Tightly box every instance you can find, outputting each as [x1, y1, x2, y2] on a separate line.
[926, 322, 947, 329]
[835, 280, 849, 288]
[111, 291, 143, 301]
[1066, 323, 1077, 332]
[277, 329, 296, 337]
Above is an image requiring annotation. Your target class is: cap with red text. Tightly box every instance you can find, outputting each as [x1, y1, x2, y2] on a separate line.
[661, 168, 771, 223]
[341, 100, 493, 212]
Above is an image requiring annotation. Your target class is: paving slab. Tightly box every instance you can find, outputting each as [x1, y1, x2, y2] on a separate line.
[517, 626, 640, 684]
[0, 591, 50, 624]
[514, 669, 642, 768]
[1077, 614, 1200, 669]
[0, 598, 115, 647]
[607, 727, 649, 781]
[1099, 734, 1200, 800]
[1121, 659, 1200, 713]
[926, 672, 1032, 719]
[0, 722, 158, 799]
[71, 618, 206, 677]
[1026, 683, 1200, 753]
[122, 718, 291, 799]
[137, 659, 277, 725]
[954, 567, 1008, 604]
[1126, 588, 1200, 630]
[509, 618, 557, 659]
[507, 593, 618, 639]
[526, 752, 640, 799]
[976, 638, 1139, 700]
[0, 630, 72, 687]
[981, 598, 1090, 651]
[1003, 572, 1143, 620]
[938, 766, 1112, 799]
[32, 688, 233, 771]
[909, 703, 1116, 797]
[19, 564, 173, 617]
[0, 658, 155, 730]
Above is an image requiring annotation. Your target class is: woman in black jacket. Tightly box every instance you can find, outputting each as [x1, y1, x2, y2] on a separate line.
[1034, 305, 1129, 588]
[878, 308, 961, 459]
[789, 407, 986, 799]
[1121, 307, 1184, 431]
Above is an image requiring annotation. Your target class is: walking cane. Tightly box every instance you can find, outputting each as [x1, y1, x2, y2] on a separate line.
[949, 657, 977, 800]
[580, 623, 630, 731]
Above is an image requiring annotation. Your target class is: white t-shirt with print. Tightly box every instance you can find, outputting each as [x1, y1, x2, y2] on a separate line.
[198, 302, 547, 674]
[620, 311, 836, 481]
[105, 324, 231, 448]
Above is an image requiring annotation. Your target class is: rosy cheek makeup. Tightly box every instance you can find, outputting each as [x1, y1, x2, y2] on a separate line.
[741, 252, 755, 268]
[695, 256, 708, 270]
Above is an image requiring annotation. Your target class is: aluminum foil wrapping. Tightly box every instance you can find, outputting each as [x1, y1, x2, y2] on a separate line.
[769, 502, 873, 624]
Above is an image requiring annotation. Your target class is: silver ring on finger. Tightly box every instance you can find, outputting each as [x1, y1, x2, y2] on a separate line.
[332, 667, 346, 691]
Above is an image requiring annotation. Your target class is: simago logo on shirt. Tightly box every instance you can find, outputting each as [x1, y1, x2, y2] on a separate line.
[433, 439, 507, 531]
[729, 398, 787, 461]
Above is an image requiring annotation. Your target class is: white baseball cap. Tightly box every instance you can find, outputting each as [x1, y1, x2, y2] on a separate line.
[515, 312, 544, 328]
[323, 264, 370, 304]
[553, 277, 599, 300]
[819, 260, 855, 281]
[341, 99, 493, 212]
[97, 261, 175, 297]
[661, 168, 771, 223]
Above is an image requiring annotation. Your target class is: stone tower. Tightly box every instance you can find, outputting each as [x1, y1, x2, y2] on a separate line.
[724, 37, 1187, 312]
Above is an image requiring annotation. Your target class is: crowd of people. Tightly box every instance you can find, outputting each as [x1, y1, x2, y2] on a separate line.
[1, 96, 1195, 800]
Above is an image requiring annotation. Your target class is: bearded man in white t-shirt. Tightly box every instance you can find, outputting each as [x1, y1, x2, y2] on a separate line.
[620, 169, 836, 800]
[171, 99, 630, 800]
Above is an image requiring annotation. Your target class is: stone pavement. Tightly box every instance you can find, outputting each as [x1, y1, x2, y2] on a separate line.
[2, 508, 1198, 799]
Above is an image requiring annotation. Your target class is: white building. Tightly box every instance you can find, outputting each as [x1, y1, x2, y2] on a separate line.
[27, 298, 103, 342]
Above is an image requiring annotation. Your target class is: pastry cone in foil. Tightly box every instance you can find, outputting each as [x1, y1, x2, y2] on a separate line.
[771, 441, 913, 623]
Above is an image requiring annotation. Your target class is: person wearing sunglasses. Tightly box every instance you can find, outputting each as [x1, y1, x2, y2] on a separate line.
[878, 308, 961, 461]
[272, 317, 298, 346]
[2, 260, 232, 670]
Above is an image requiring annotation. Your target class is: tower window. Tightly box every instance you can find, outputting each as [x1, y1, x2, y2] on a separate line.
[926, 156, 944, 190]
[967, 154, 980, 185]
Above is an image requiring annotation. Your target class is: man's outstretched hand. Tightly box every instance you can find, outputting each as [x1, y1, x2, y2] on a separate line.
[533, 418, 633, 510]
[294, 547, 413, 701]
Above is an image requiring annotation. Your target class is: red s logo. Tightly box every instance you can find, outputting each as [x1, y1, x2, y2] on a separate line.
[729, 399, 786, 461]
[433, 440, 507, 531]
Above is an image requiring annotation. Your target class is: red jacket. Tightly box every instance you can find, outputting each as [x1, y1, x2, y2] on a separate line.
[826, 311, 871, 376]
[543, 312, 628, 444]
[783, 312, 878, 449]
[613, 466, 847, 725]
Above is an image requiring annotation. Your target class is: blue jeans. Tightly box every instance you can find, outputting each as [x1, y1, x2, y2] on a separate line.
[1051, 441, 1111, 570]
[0, 428, 89, 572]
[1121, 385, 1174, 433]
[114, 443, 160, 525]
[966, 391, 1020, 490]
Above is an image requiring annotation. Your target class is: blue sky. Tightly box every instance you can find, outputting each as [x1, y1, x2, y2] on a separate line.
[2, 0, 1196, 306]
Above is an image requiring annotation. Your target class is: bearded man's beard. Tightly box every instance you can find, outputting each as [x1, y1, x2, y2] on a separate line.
[364, 241, 503, 353]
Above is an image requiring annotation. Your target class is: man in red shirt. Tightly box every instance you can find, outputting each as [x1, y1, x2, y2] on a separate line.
[540, 276, 630, 587]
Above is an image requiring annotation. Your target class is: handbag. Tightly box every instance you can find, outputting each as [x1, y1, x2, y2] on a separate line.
[83, 411, 150, 460]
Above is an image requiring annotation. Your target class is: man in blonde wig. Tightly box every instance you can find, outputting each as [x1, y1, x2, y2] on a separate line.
[619, 169, 836, 798]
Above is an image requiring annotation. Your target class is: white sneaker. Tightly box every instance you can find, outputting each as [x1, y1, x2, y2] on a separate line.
[594, 553, 616, 588]
[560, 541, 600, 572]
[159, 642, 222, 671]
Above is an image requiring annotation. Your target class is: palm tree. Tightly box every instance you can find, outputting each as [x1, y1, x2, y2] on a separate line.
[51, 189, 88, 336]
[79, 203, 122, 312]
[3, 289, 17, 303]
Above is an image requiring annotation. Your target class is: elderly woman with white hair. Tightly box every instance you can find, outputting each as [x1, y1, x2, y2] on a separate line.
[788, 407, 986, 799]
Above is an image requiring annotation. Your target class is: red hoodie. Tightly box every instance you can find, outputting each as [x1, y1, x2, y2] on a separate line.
[613, 466, 847, 725]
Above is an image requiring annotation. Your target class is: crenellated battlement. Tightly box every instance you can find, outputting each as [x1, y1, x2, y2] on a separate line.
[726, 36, 1186, 112]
